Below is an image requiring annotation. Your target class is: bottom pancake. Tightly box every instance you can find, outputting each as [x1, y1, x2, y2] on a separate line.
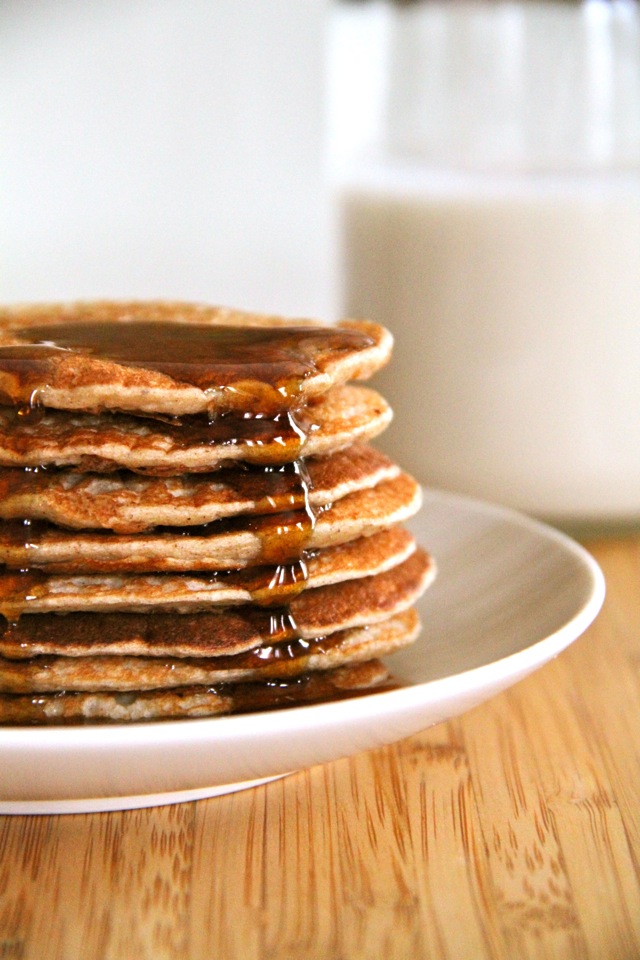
[0, 659, 395, 724]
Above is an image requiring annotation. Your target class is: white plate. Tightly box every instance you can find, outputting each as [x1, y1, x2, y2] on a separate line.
[0, 489, 605, 815]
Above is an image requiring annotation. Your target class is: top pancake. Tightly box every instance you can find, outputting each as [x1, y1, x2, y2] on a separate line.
[0, 301, 392, 416]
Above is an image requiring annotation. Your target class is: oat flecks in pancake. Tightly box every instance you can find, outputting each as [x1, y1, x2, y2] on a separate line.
[0, 385, 391, 473]
[0, 473, 422, 573]
[0, 301, 392, 415]
[0, 609, 420, 694]
[0, 659, 394, 724]
[0, 443, 399, 532]
[0, 528, 418, 617]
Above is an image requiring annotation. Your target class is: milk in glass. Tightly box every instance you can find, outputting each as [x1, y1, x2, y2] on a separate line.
[330, 0, 640, 525]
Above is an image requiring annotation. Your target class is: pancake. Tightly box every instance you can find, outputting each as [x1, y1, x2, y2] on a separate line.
[0, 527, 419, 617]
[0, 442, 399, 533]
[0, 551, 432, 664]
[0, 608, 272, 661]
[0, 301, 392, 416]
[0, 473, 422, 573]
[0, 301, 430, 725]
[0, 550, 435, 660]
[0, 608, 420, 694]
[0, 385, 391, 474]
[0, 659, 394, 724]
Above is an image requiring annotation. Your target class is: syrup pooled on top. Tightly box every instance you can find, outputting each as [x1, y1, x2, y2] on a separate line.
[0, 319, 376, 414]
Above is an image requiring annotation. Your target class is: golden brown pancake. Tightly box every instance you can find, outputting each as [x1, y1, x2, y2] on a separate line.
[0, 608, 419, 694]
[0, 659, 394, 724]
[0, 528, 420, 618]
[0, 442, 399, 533]
[0, 473, 422, 573]
[0, 301, 392, 416]
[0, 385, 391, 473]
[0, 551, 431, 664]
[0, 608, 271, 661]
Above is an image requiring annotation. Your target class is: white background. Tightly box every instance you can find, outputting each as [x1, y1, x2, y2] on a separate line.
[1, 0, 336, 319]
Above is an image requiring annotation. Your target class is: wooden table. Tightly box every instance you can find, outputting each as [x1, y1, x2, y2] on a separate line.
[1, 534, 639, 960]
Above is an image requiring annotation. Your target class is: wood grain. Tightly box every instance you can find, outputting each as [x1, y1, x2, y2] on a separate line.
[1, 535, 639, 960]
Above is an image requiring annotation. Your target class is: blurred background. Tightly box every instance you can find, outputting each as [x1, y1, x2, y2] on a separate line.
[1, 0, 334, 317]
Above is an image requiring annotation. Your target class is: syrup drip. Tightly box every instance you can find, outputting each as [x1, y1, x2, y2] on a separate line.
[0, 562, 313, 621]
[0, 320, 363, 648]
[0, 465, 49, 503]
[0, 457, 320, 612]
[0, 567, 49, 621]
[0, 494, 320, 616]
[15, 399, 45, 423]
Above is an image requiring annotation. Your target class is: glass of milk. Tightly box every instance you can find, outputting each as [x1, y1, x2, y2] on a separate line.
[328, 0, 640, 530]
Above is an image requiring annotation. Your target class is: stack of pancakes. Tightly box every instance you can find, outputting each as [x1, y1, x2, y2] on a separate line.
[0, 302, 434, 723]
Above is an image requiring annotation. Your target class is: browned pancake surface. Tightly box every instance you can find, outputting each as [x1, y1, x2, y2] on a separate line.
[0, 302, 392, 416]
[0, 527, 418, 618]
[0, 609, 420, 693]
[0, 385, 391, 473]
[0, 552, 432, 665]
[0, 301, 431, 726]
[0, 443, 399, 532]
[0, 473, 422, 573]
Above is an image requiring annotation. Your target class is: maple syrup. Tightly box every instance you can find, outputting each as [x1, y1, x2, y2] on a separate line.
[0, 321, 380, 684]
[0, 319, 374, 414]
